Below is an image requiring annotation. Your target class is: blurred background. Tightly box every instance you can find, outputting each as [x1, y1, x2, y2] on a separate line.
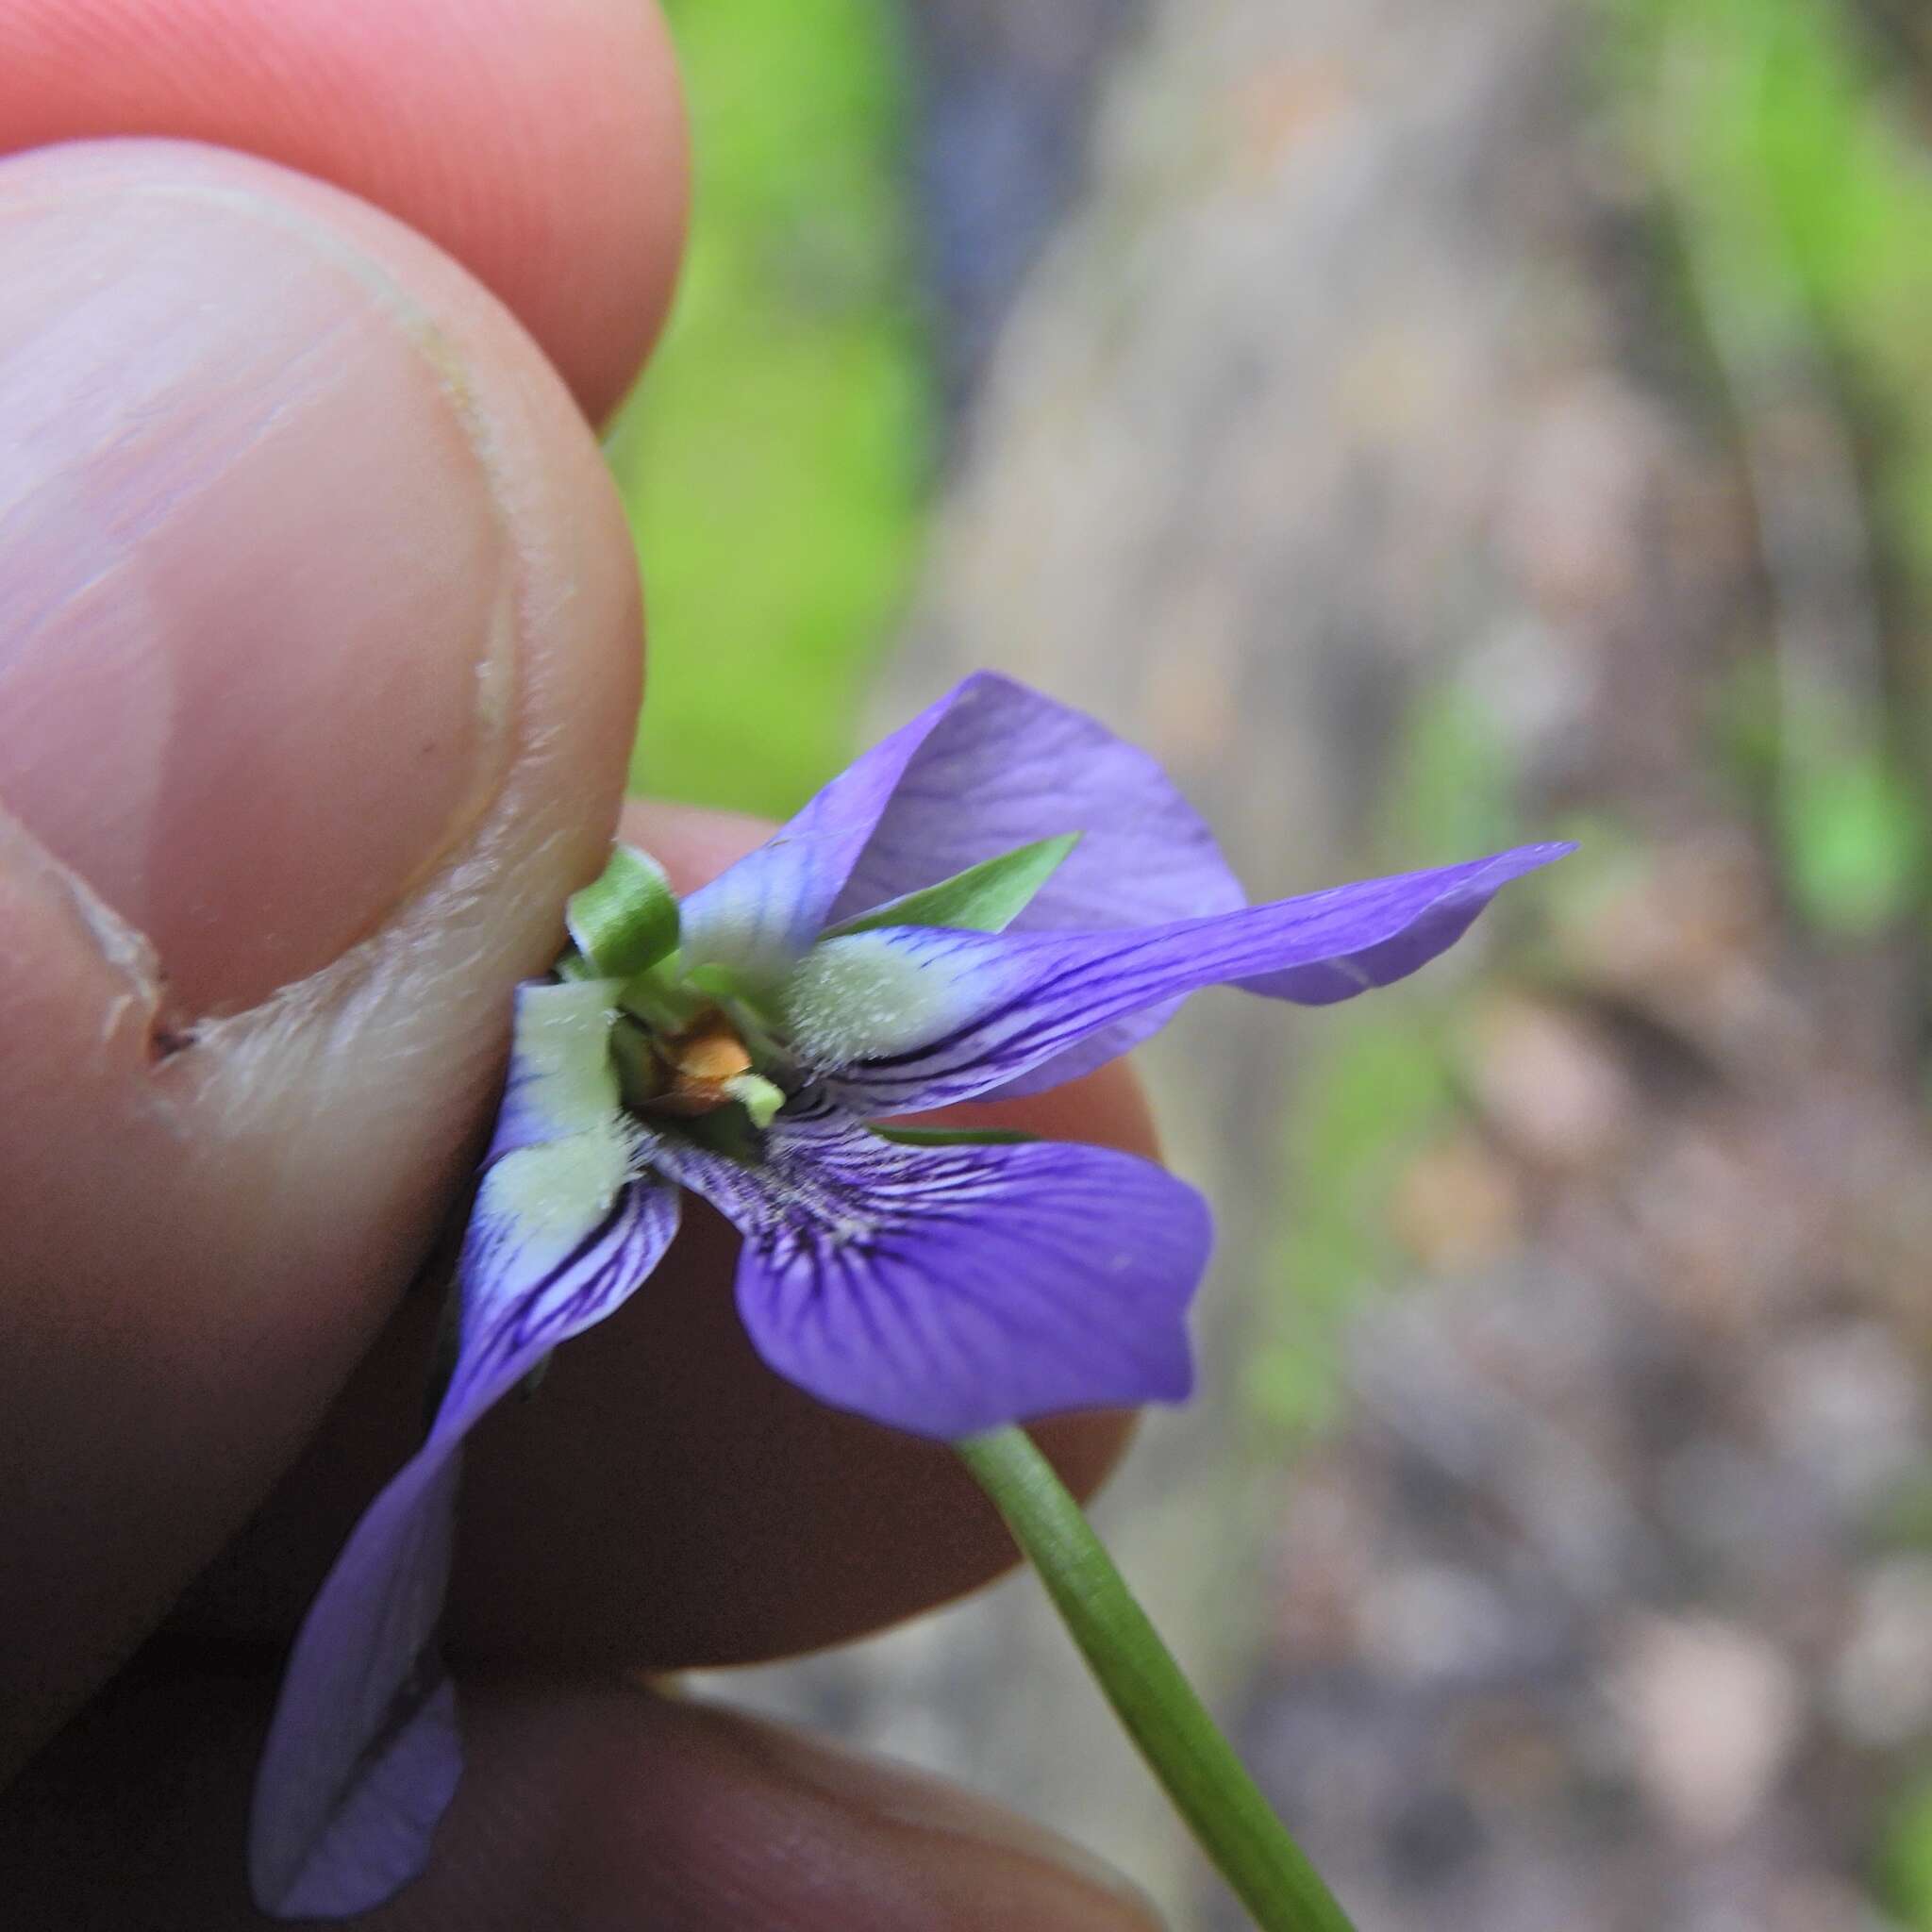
[608, 2, 1932, 1926]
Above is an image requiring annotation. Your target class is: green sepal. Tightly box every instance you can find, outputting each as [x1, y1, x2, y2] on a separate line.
[565, 845, 680, 979]
[684, 960, 784, 1024]
[685, 961, 754, 1002]
[868, 1124, 1042, 1147]
[826, 833, 1081, 937]
[617, 966, 705, 1037]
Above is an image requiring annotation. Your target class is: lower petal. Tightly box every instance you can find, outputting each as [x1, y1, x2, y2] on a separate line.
[661, 1110, 1211, 1440]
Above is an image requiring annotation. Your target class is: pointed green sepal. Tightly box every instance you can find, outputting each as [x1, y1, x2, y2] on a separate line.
[826, 833, 1081, 938]
[565, 845, 680, 979]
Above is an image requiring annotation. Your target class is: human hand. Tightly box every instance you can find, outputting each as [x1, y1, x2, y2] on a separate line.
[0, 4, 1162, 1924]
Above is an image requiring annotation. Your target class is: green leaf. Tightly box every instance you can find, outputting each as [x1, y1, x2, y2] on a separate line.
[566, 845, 680, 978]
[827, 833, 1081, 937]
[868, 1124, 1042, 1147]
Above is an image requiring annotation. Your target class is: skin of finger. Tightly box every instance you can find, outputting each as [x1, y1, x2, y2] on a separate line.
[0, 0, 687, 420]
[0, 142, 649, 1775]
[177, 803, 1149, 1668]
[1, 1648, 1163, 1931]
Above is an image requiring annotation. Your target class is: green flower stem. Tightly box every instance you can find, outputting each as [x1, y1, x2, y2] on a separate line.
[955, 1426, 1357, 1932]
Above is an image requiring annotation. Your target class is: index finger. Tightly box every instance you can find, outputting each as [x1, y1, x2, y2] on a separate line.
[0, 0, 688, 419]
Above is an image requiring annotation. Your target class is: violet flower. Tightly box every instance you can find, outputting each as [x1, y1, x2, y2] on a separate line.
[250, 673, 1568, 1918]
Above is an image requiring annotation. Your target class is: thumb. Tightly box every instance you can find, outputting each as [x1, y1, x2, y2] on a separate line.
[0, 141, 646, 1771]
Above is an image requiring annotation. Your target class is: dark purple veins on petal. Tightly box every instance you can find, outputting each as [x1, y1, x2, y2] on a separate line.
[655, 1097, 1212, 1439]
[813, 842, 1573, 1113]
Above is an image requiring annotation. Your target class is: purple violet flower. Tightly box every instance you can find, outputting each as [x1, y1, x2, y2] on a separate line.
[250, 673, 1569, 1917]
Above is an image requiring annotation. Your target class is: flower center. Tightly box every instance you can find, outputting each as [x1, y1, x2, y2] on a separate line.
[625, 1007, 750, 1114]
[613, 1004, 791, 1145]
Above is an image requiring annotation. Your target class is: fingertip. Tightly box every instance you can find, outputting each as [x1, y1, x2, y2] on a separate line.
[444, 1688, 1168, 1932]
[0, 138, 642, 1018]
[0, 0, 689, 418]
[3, 1655, 1163, 1931]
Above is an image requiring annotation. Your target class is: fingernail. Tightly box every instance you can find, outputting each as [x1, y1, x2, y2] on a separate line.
[0, 163, 516, 1017]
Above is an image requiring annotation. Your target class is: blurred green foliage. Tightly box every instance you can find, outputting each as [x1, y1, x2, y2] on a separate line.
[1780, 725, 1925, 930]
[1379, 678, 1521, 869]
[1618, 0, 1932, 593]
[1247, 688, 1524, 1439]
[1618, 0, 1932, 934]
[606, 0, 931, 818]
[1879, 1772, 1932, 1928]
[1630, 0, 1932, 428]
[1614, 0, 1932, 1903]
[1245, 1010, 1457, 1438]
[1712, 657, 1929, 932]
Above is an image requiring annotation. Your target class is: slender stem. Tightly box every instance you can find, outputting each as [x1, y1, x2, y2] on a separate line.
[955, 1426, 1357, 1932]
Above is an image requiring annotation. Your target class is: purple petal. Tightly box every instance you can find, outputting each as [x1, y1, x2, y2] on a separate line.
[826, 675, 1247, 1093]
[249, 1120, 683, 1916]
[656, 1102, 1210, 1438]
[675, 689, 965, 991]
[248, 1453, 465, 1921]
[791, 843, 1572, 1114]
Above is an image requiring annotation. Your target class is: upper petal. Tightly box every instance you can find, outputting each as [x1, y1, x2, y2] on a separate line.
[825, 675, 1247, 1091]
[249, 993, 680, 1920]
[674, 686, 966, 992]
[677, 675, 1249, 1068]
[656, 1102, 1210, 1439]
[827, 673, 1243, 933]
[790, 843, 1572, 1114]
